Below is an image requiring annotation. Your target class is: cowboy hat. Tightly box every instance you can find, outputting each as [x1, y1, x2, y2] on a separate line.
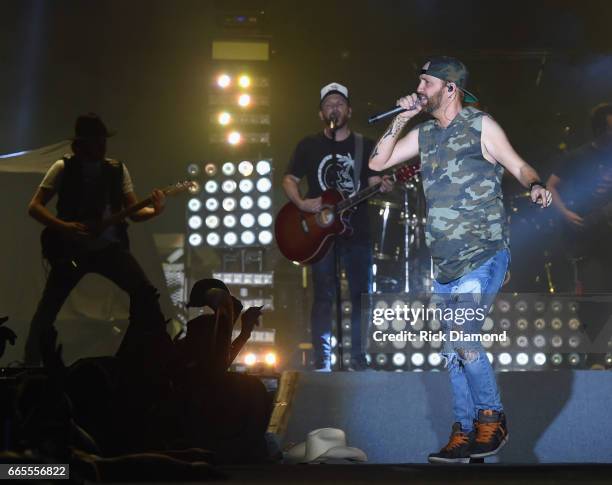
[284, 428, 367, 464]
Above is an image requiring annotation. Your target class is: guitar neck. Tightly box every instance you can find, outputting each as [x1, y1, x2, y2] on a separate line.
[336, 182, 383, 212]
[103, 196, 154, 229]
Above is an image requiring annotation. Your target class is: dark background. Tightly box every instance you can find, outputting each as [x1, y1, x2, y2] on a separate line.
[1, 0, 611, 363]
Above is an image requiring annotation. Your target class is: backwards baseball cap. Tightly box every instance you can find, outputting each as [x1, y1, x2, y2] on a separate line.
[320, 82, 349, 103]
[421, 57, 478, 103]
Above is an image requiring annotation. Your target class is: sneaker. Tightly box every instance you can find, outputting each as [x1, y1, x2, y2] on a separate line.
[470, 409, 509, 458]
[428, 423, 474, 464]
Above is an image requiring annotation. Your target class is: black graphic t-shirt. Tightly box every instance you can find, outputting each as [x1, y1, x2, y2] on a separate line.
[287, 131, 378, 240]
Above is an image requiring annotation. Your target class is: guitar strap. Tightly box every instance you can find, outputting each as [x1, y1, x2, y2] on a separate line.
[353, 132, 364, 192]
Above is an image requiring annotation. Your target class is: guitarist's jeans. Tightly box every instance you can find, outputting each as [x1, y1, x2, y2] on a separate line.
[24, 244, 164, 365]
[310, 238, 372, 368]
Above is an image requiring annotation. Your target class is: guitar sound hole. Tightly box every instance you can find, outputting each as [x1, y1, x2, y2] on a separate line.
[316, 207, 335, 227]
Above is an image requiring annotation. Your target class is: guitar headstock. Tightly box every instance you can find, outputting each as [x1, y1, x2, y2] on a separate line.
[394, 163, 421, 183]
[163, 180, 198, 197]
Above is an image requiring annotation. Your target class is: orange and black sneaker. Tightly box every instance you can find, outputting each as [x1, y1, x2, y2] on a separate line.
[470, 409, 509, 458]
[428, 422, 474, 464]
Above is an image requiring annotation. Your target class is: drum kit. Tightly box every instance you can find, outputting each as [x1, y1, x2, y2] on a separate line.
[369, 172, 432, 294]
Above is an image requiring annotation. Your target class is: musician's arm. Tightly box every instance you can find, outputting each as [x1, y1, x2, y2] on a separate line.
[282, 175, 322, 212]
[28, 187, 65, 230]
[125, 190, 165, 222]
[369, 123, 419, 171]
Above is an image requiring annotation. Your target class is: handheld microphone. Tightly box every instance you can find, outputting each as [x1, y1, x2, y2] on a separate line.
[367, 96, 426, 124]
[329, 114, 337, 132]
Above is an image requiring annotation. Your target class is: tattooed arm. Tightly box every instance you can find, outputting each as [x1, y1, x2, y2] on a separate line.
[369, 93, 422, 171]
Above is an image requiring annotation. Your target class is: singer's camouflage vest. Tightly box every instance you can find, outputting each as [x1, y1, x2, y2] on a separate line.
[418, 106, 509, 283]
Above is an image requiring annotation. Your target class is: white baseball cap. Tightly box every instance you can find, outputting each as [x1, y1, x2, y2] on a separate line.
[320, 82, 349, 103]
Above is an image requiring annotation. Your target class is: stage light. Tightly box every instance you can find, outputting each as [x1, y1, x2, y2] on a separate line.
[516, 352, 529, 366]
[238, 74, 251, 88]
[429, 319, 441, 331]
[222, 197, 237, 211]
[392, 339, 406, 350]
[227, 131, 242, 145]
[238, 94, 251, 107]
[205, 215, 220, 229]
[483, 317, 494, 331]
[205, 180, 218, 194]
[551, 353, 563, 366]
[515, 300, 528, 312]
[342, 302, 352, 314]
[239, 179, 254, 193]
[188, 215, 202, 230]
[238, 161, 254, 176]
[204, 163, 217, 176]
[222, 162, 235, 176]
[517, 318, 528, 330]
[551, 335, 563, 348]
[206, 232, 220, 246]
[217, 74, 231, 88]
[188, 198, 201, 212]
[497, 300, 510, 313]
[240, 213, 255, 228]
[264, 352, 276, 366]
[516, 335, 529, 348]
[499, 318, 511, 330]
[374, 300, 388, 310]
[256, 177, 272, 193]
[187, 163, 200, 176]
[551, 300, 562, 312]
[205, 198, 219, 211]
[568, 335, 581, 348]
[534, 318, 546, 330]
[533, 335, 546, 348]
[534, 352, 547, 366]
[258, 230, 273, 245]
[391, 319, 406, 331]
[568, 318, 580, 330]
[498, 353, 512, 365]
[411, 339, 425, 350]
[256, 160, 271, 175]
[224, 232, 238, 246]
[568, 353, 580, 366]
[244, 353, 257, 366]
[222, 180, 237, 193]
[188, 233, 202, 247]
[218, 112, 232, 126]
[188, 181, 201, 194]
[376, 353, 388, 366]
[534, 301, 546, 312]
[412, 319, 424, 331]
[240, 195, 254, 210]
[223, 215, 237, 228]
[605, 353, 612, 366]
[257, 195, 272, 210]
[392, 353, 406, 367]
[428, 353, 442, 366]
[257, 213, 272, 227]
[331, 336, 337, 349]
[411, 352, 424, 367]
[241, 231, 256, 245]
[331, 353, 337, 366]
[551, 318, 563, 330]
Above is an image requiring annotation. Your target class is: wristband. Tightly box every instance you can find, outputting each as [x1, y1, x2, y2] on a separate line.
[529, 181, 546, 191]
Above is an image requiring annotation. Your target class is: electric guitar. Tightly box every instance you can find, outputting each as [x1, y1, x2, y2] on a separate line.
[41, 180, 194, 265]
[275, 163, 420, 264]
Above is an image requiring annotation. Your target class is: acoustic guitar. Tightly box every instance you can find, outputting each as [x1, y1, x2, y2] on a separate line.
[275, 163, 420, 264]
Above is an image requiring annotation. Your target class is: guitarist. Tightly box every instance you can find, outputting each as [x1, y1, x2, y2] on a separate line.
[282, 83, 393, 372]
[24, 113, 167, 365]
[547, 102, 612, 293]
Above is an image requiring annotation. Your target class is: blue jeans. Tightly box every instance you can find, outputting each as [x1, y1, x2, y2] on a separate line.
[432, 248, 509, 432]
[310, 239, 372, 368]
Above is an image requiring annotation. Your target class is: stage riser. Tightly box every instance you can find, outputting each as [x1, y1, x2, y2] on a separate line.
[282, 371, 612, 463]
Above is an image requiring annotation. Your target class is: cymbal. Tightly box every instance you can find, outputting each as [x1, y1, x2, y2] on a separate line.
[369, 199, 400, 209]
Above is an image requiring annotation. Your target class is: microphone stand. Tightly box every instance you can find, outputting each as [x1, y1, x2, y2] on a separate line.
[330, 121, 345, 371]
